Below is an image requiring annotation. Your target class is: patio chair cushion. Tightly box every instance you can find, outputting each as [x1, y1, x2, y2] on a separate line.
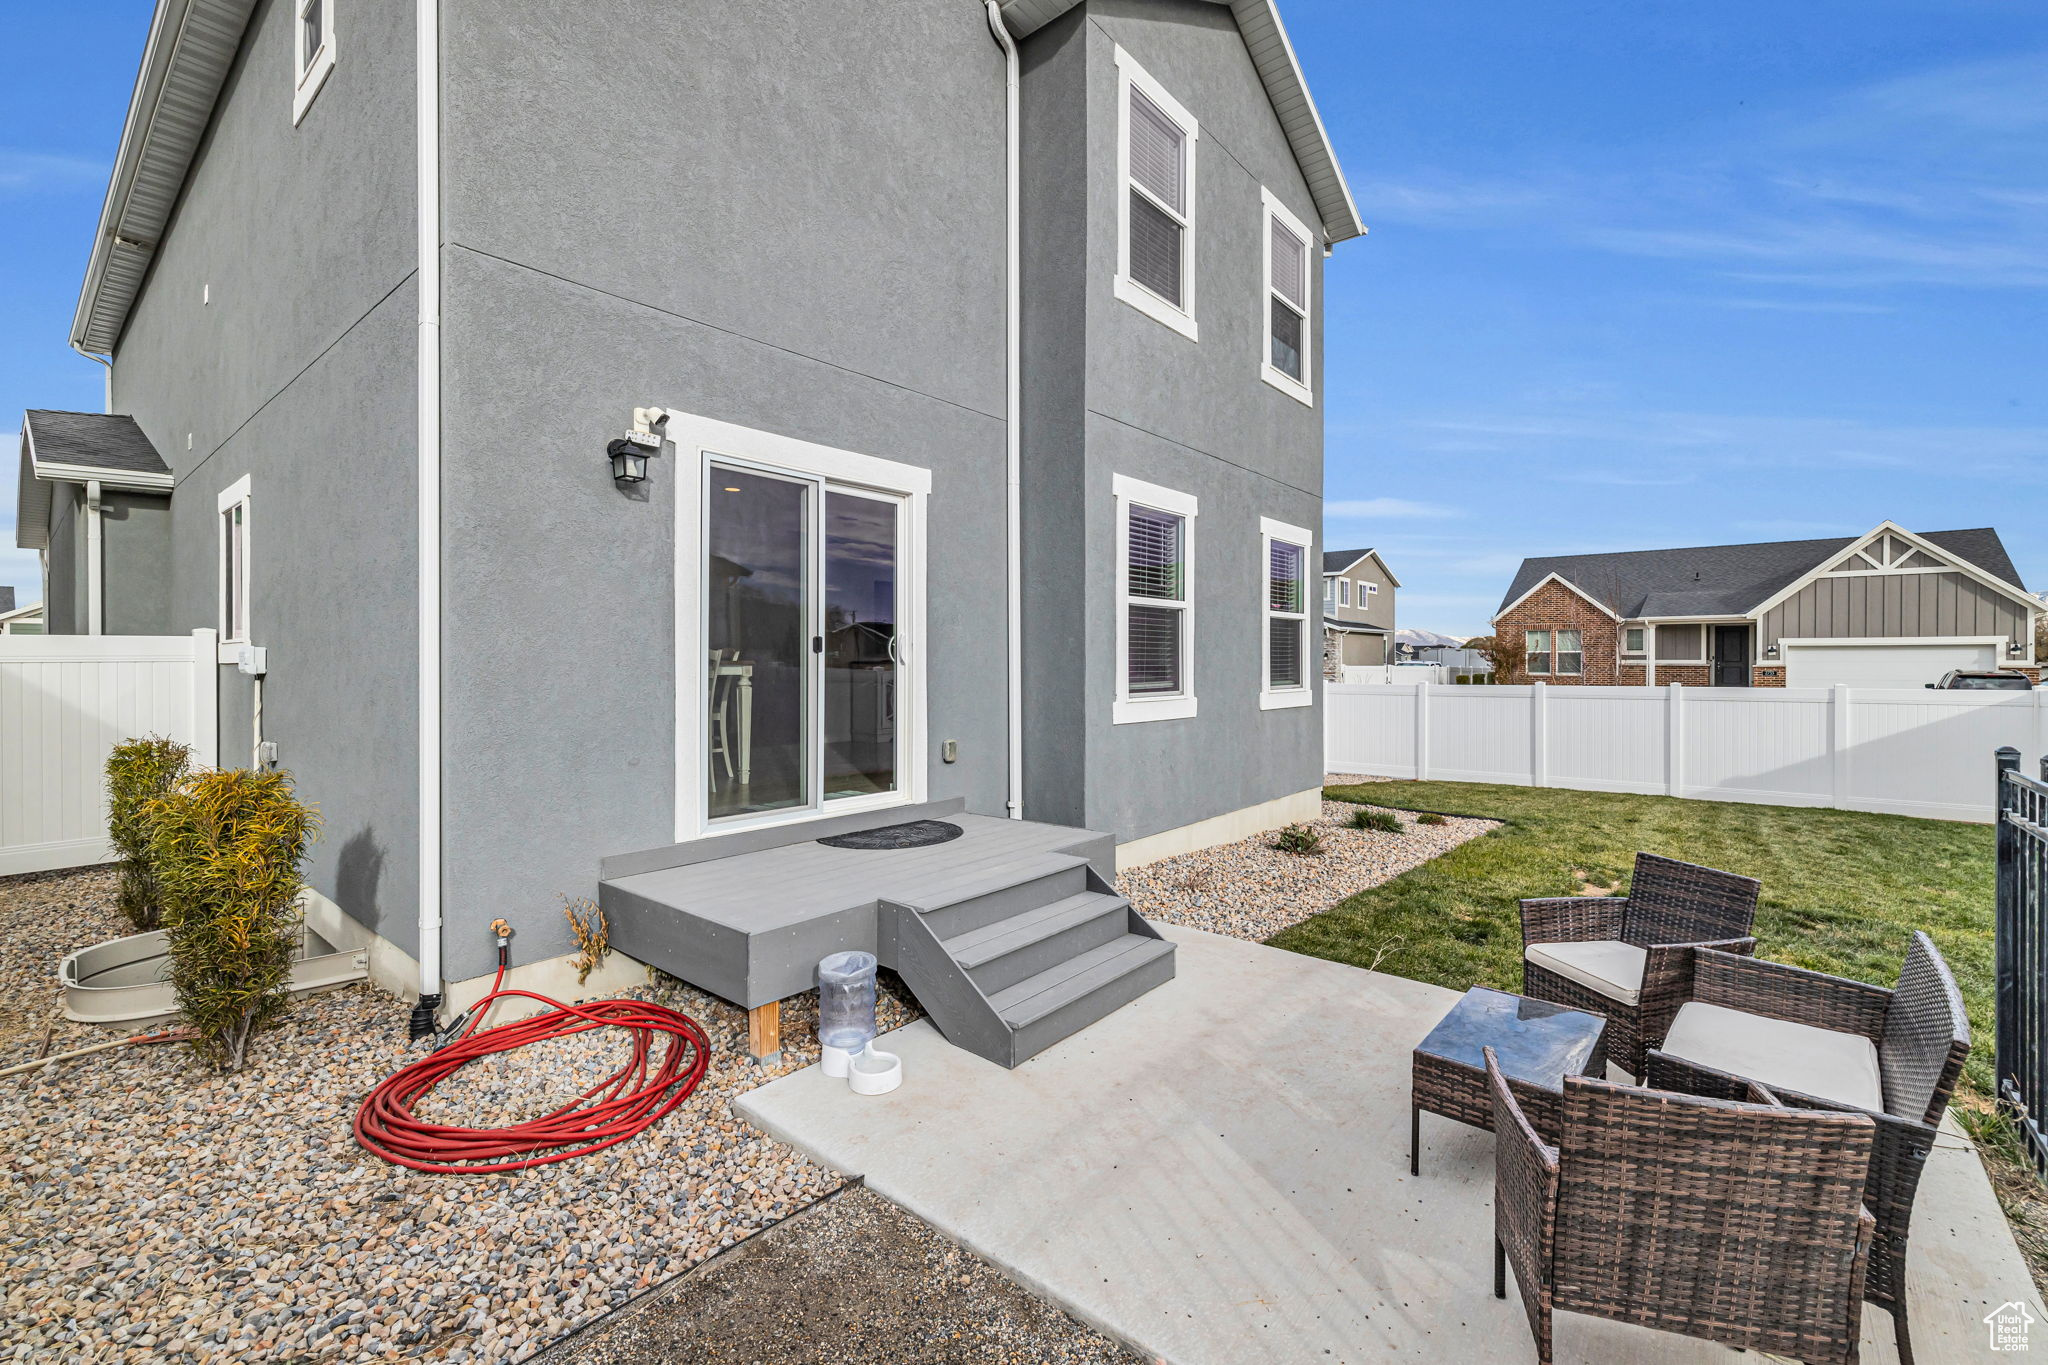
[1660, 1001, 1884, 1113]
[1524, 939, 1646, 1007]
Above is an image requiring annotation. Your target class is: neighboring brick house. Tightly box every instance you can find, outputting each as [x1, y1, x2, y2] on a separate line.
[1494, 521, 2040, 688]
[1323, 548, 1397, 667]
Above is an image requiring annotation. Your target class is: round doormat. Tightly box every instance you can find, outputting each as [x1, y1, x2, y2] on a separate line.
[817, 819, 964, 851]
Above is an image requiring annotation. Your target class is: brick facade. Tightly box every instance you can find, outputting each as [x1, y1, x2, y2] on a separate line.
[1496, 579, 1621, 685]
[1752, 666, 1785, 687]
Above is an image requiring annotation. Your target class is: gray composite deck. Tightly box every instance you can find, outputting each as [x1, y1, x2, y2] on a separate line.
[600, 812, 1115, 1009]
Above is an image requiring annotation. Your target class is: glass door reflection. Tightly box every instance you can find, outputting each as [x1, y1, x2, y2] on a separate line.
[706, 465, 811, 821]
[823, 490, 900, 800]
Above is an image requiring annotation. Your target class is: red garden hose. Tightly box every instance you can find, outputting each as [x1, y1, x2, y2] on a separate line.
[354, 944, 711, 1174]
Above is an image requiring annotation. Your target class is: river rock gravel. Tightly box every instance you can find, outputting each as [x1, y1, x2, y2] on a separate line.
[1118, 792, 1496, 942]
[0, 865, 923, 1364]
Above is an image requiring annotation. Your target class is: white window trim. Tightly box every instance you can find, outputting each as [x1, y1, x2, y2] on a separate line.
[1113, 47, 1200, 343]
[292, 0, 337, 124]
[1622, 624, 1647, 656]
[1260, 516, 1314, 710]
[1363, 581, 1378, 595]
[1525, 628, 1550, 675]
[1113, 473, 1198, 724]
[1259, 187, 1314, 406]
[668, 413, 931, 842]
[1339, 579, 1351, 607]
[216, 475, 252, 660]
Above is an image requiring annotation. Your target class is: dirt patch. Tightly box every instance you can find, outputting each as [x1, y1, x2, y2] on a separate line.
[531, 1183, 1145, 1365]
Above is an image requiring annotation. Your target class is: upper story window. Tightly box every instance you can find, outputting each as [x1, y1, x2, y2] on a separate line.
[1114, 48, 1199, 343]
[1339, 579, 1351, 607]
[293, 0, 337, 124]
[1261, 189, 1313, 405]
[1261, 519, 1314, 709]
[1113, 474, 1198, 723]
[1364, 581, 1378, 595]
[218, 476, 252, 644]
[1323, 578, 1337, 609]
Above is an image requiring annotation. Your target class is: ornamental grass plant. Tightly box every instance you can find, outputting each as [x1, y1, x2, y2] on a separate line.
[148, 767, 320, 1072]
[104, 736, 193, 931]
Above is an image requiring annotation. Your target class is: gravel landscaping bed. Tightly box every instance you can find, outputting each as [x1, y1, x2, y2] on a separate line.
[0, 866, 927, 1364]
[532, 1183, 1143, 1365]
[1118, 795, 1497, 942]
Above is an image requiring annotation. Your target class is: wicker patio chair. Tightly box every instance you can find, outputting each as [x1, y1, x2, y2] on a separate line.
[1644, 932, 1970, 1365]
[1518, 852, 1760, 1074]
[1486, 1048, 1876, 1365]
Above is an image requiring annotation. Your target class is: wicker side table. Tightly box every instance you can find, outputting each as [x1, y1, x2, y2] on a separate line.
[1411, 987, 1607, 1175]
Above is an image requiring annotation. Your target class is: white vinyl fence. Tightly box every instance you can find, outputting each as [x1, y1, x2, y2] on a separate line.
[0, 631, 219, 875]
[1326, 681, 2048, 823]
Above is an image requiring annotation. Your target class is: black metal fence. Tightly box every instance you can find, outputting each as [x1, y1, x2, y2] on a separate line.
[1995, 746, 2048, 1171]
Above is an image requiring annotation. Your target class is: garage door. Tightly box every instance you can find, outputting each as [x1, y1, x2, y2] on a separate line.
[1783, 641, 1996, 689]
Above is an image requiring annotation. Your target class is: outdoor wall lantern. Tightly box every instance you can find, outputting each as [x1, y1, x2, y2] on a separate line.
[1763, 642, 1779, 659]
[2010, 639, 2026, 660]
[607, 432, 661, 484]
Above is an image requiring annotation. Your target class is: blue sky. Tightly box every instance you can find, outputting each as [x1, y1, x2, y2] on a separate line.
[3, 3, 2045, 635]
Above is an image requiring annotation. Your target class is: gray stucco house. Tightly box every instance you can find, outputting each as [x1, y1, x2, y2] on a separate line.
[15, 0, 1361, 1061]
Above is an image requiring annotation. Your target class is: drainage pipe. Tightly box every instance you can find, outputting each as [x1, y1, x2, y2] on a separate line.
[85, 480, 104, 636]
[986, 1, 1023, 821]
[413, 0, 445, 1031]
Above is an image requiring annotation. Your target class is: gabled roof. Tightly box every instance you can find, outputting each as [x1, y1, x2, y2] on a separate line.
[1000, 0, 1362, 242]
[1496, 525, 2028, 621]
[1322, 547, 1400, 587]
[15, 411, 173, 551]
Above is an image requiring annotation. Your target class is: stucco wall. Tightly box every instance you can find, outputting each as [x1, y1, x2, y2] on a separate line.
[108, 0, 421, 958]
[435, 0, 1013, 980]
[99, 491, 173, 636]
[1327, 553, 1396, 631]
[44, 482, 81, 635]
[1019, 0, 1327, 844]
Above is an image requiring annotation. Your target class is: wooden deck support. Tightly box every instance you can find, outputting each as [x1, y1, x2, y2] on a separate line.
[748, 999, 781, 1062]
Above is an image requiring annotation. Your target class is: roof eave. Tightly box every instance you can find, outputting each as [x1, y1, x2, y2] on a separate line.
[70, 0, 259, 356]
[15, 432, 51, 552]
[999, 0, 1362, 243]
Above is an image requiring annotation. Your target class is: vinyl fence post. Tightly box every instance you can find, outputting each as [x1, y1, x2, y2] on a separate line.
[1530, 681, 1548, 788]
[1994, 745, 2021, 1112]
[190, 628, 220, 768]
[1414, 682, 1431, 781]
[1665, 682, 1684, 798]
[1830, 684, 1853, 813]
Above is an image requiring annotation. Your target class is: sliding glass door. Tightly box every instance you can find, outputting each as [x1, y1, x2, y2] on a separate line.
[704, 461, 903, 824]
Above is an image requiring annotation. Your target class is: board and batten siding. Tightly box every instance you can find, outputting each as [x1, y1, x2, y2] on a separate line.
[1759, 570, 2031, 649]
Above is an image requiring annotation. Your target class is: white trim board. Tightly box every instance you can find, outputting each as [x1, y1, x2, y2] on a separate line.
[1259, 515, 1314, 710]
[1113, 45, 1200, 343]
[1113, 472, 1199, 725]
[1750, 520, 2041, 620]
[1258, 187, 1314, 407]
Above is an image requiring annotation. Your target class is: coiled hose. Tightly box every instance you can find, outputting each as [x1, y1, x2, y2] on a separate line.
[354, 946, 710, 1174]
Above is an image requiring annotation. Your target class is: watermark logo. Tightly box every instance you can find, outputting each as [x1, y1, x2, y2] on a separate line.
[1987, 1300, 2037, 1352]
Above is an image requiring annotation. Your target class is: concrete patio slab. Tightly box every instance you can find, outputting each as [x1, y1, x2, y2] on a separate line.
[739, 924, 2045, 1364]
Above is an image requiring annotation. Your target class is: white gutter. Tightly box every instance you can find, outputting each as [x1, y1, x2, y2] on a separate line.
[71, 344, 114, 413]
[414, 0, 445, 1025]
[986, 1, 1023, 821]
[85, 480, 104, 636]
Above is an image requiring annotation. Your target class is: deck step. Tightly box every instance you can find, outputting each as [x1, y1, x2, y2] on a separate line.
[990, 934, 1176, 1065]
[945, 892, 1132, 994]
[913, 854, 1092, 939]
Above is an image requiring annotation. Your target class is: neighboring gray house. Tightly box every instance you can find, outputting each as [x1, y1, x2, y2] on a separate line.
[16, 0, 1361, 1062]
[1494, 521, 2039, 688]
[1322, 547, 1397, 666]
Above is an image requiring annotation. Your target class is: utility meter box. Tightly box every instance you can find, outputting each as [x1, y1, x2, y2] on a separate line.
[236, 645, 268, 677]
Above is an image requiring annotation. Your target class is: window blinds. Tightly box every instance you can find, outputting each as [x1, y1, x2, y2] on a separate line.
[1127, 89, 1187, 308]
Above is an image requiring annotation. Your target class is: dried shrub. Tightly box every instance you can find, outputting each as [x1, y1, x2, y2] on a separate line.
[563, 895, 611, 985]
[1273, 822, 1324, 855]
[149, 768, 320, 1072]
[1350, 807, 1403, 834]
[1416, 812, 1447, 826]
[105, 736, 193, 931]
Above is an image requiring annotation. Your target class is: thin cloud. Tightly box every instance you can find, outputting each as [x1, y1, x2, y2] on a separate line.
[0, 150, 105, 196]
[1324, 497, 1461, 520]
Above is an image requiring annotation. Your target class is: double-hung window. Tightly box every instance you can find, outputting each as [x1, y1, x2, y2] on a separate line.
[1525, 629, 1582, 677]
[1115, 48, 1199, 341]
[1554, 629, 1583, 675]
[1323, 577, 1337, 609]
[1525, 630, 1550, 675]
[1261, 189, 1313, 404]
[293, 0, 336, 124]
[218, 476, 252, 647]
[1261, 518, 1314, 709]
[1114, 474, 1197, 723]
[1339, 579, 1350, 607]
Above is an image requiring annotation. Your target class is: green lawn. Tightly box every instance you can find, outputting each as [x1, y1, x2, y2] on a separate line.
[1272, 781, 1996, 1093]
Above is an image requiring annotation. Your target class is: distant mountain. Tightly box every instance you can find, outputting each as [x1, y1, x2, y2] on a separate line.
[1396, 627, 1465, 649]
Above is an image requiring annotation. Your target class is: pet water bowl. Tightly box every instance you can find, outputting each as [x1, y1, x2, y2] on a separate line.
[847, 1043, 902, 1096]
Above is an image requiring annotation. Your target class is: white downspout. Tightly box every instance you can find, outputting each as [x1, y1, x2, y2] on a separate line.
[413, 0, 445, 1028]
[71, 344, 113, 413]
[986, 1, 1023, 820]
[85, 480, 104, 636]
